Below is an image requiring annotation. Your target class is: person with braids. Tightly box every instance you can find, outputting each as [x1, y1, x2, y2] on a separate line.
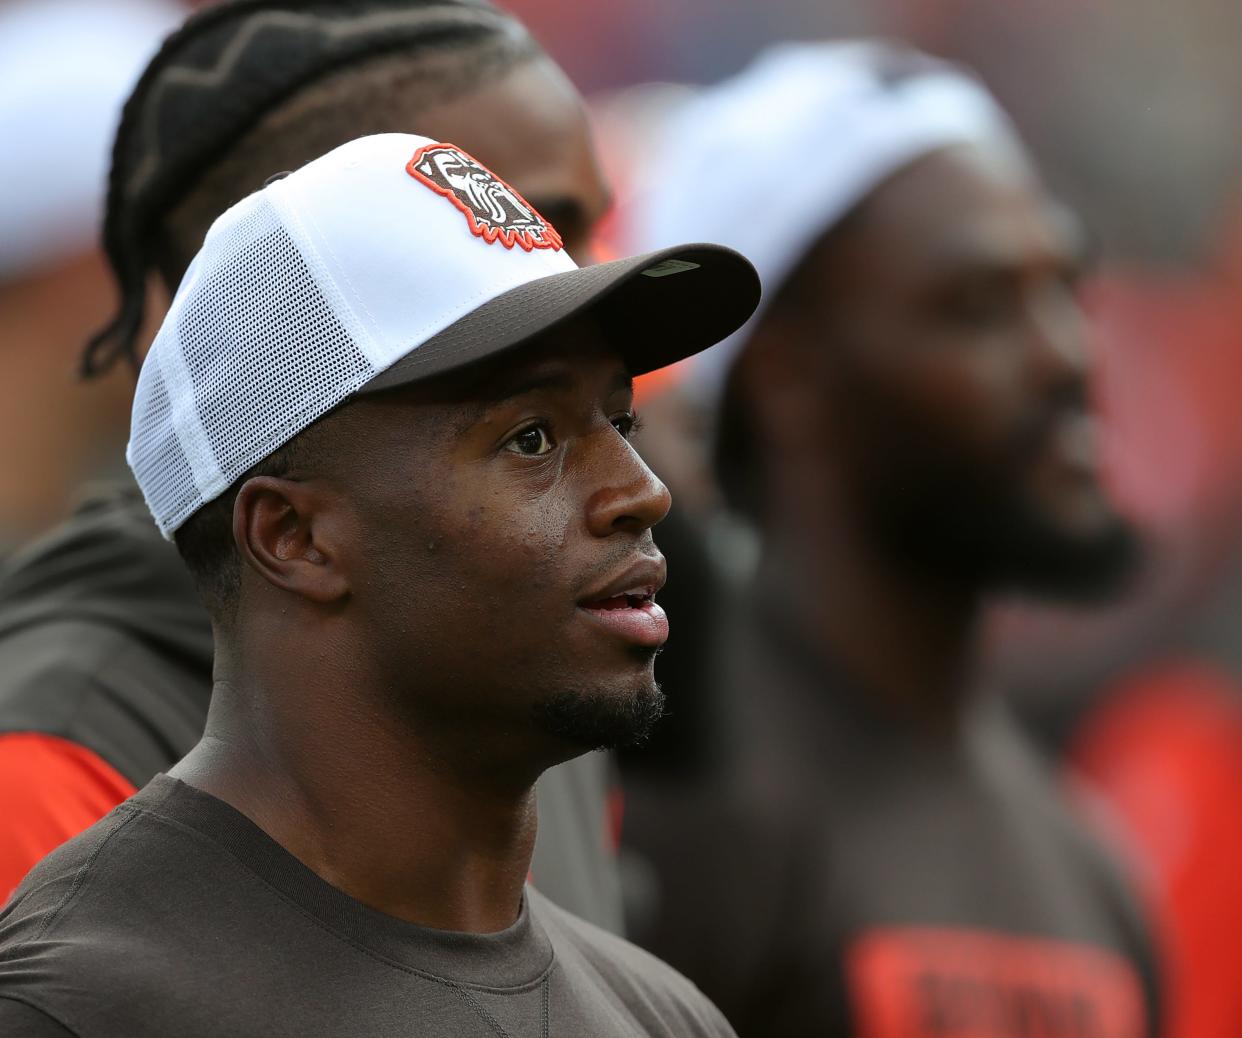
[0, 0, 618, 923]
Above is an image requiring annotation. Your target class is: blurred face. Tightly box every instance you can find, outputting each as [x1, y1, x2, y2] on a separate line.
[415, 56, 612, 261]
[320, 323, 670, 757]
[767, 142, 1135, 596]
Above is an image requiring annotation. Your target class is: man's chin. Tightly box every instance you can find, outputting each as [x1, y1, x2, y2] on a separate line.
[880, 484, 1143, 604]
[532, 680, 667, 752]
[936, 506, 1141, 602]
[989, 512, 1144, 602]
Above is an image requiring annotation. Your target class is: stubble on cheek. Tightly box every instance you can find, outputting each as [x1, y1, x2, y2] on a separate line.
[469, 494, 667, 749]
[409, 490, 572, 683]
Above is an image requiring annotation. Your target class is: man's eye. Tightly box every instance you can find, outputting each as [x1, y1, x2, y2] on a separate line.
[612, 412, 642, 440]
[506, 425, 556, 456]
[939, 277, 1019, 330]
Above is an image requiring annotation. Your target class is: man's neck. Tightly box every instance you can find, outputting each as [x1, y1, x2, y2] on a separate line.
[171, 664, 539, 935]
[761, 505, 981, 730]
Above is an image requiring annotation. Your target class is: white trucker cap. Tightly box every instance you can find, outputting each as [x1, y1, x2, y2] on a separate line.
[128, 132, 760, 537]
[625, 40, 1022, 404]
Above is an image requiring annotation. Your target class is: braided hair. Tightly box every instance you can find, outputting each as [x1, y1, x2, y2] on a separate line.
[83, 0, 540, 378]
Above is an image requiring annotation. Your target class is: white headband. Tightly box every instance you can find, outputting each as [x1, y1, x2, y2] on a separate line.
[624, 40, 1023, 404]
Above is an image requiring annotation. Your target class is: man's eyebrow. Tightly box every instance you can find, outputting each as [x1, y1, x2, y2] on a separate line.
[927, 229, 1092, 280]
[485, 366, 633, 406]
[490, 369, 576, 403]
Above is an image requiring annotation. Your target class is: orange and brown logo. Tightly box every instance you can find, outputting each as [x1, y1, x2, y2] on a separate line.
[847, 928, 1146, 1037]
[406, 143, 563, 252]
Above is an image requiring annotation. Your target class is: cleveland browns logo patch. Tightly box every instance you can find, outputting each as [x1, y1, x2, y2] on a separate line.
[406, 143, 563, 252]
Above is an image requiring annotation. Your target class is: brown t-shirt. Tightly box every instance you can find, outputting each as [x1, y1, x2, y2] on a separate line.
[0, 775, 731, 1038]
[0, 484, 623, 930]
[624, 596, 1162, 1038]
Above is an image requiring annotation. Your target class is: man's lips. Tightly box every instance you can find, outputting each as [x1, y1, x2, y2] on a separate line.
[578, 557, 669, 649]
[1014, 398, 1099, 474]
[1017, 412, 1100, 486]
[1049, 413, 1099, 473]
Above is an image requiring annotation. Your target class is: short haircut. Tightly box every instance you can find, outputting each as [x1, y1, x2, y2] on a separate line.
[175, 425, 321, 622]
[97, 1, 546, 615]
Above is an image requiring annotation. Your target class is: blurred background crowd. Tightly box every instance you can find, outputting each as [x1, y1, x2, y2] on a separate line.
[3, 1, 1241, 1036]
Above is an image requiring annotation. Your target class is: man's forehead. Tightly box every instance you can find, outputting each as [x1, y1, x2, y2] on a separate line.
[322, 333, 631, 458]
[916, 199, 1087, 276]
[381, 324, 630, 415]
[469, 332, 633, 405]
[861, 144, 1086, 271]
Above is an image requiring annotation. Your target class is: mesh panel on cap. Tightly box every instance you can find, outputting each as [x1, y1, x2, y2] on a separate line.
[128, 358, 202, 527]
[179, 199, 372, 483]
[129, 193, 379, 536]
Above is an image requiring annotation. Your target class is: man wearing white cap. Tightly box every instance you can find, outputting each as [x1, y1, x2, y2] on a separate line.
[622, 42, 1158, 1036]
[0, 0, 630, 932]
[0, 132, 759, 1036]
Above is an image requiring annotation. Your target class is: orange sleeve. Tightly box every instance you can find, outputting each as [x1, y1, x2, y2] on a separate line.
[0, 733, 136, 902]
[1070, 662, 1242, 1038]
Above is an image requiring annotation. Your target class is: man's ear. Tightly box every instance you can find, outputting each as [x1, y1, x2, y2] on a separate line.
[739, 321, 825, 456]
[232, 476, 349, 605]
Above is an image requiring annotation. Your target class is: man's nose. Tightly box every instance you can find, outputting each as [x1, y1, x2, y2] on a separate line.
[1026, 280, 1092, 394]
[584, 435, 672, 538]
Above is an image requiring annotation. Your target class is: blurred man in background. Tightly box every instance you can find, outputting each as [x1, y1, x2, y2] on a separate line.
[621, 42, 1159, 1037]
[0, 0, 622, 930]
[0, 0, 183, 555]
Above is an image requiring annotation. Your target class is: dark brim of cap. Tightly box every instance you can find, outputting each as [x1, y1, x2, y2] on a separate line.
[358, 242, 760, 394]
